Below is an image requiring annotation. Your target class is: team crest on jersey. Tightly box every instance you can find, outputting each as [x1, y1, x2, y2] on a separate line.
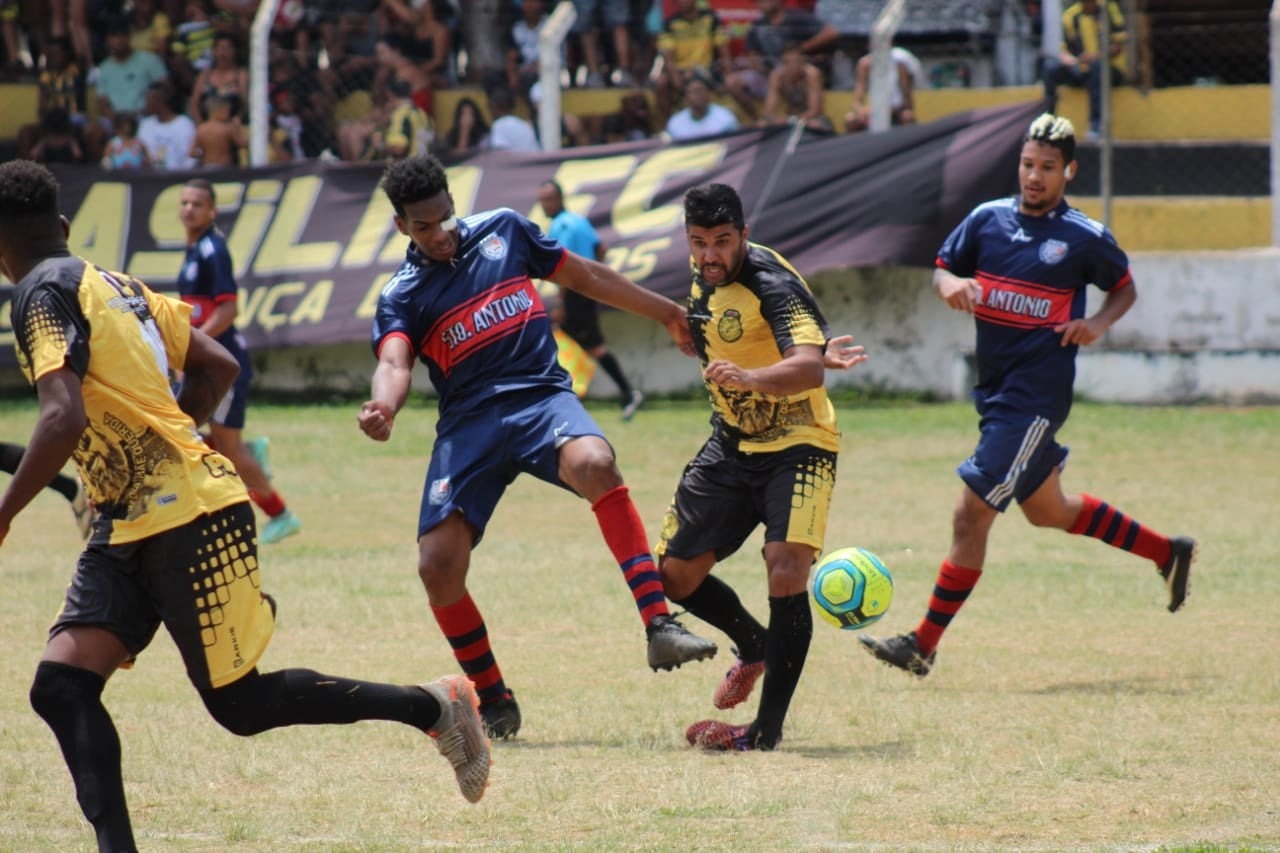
[1039, 238, 1069, 265]
[428, 477, 451, 505]
[717, 309, 744, 342]
[479, 233, 507, 260]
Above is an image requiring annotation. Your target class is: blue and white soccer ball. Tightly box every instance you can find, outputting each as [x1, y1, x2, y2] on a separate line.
[810, 547, 894, 630]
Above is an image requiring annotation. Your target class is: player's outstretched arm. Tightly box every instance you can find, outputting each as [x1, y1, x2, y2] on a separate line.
[824, 334, 868, 371]
[705, 344, 825, 395]
[0, 367, 86, 547]
[550, 253, 695, 356]
[360, 336, 414, 441]
[178, 327, 240, 426]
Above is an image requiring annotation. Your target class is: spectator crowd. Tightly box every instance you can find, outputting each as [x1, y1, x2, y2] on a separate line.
[1, 0, 1123, 169]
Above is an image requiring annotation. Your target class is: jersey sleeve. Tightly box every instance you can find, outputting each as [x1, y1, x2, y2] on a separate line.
[371, 271, 415, 357]
[758, 270, 828, 353]
[510, 210, 567, 280]
[936, 208, 982, 277]
[144, 284, 194, 368]
[203, 236, 239, 302]
[1085, 227, 1133, 292]
[12, 282, 90, 383]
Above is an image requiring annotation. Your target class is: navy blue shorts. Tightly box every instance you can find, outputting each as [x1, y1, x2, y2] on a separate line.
[418, 388, 608, 542]
[957, 410, 1069, 511]
[210, 343, 252, 430]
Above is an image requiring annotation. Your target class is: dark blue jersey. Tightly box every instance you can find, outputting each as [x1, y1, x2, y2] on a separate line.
[177, 226, 247, 361]
[937, 196, 1132, 422]
[372, 208, 570, 418]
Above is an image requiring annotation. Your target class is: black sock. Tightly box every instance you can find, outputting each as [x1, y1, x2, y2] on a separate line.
[200, 668, 443, 736]
[29, 661, 137, 853]
[596, 352, 634, 399]
[751, 593, 812, 749]
[0, 441, 80, 502]
[673, 574, 767, 661]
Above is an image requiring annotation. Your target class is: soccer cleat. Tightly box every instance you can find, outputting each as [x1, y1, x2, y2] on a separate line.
[621, 390, 645, 422]
[479, 691, 522, 740]
[70, 479, 93, 541]
[1159, 536, 1196, 613]
[685, 719, 765, 751]
[260, 510, 301, 544]
[646, 614, 718, 671]
[422, 675, 491, 803]
[246, 436, 272, 480]
[858, 631, 936, 678]
[713, 649, 765, 710]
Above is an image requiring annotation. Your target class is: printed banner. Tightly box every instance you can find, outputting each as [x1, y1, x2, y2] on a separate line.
[1, 99, 1043, 367]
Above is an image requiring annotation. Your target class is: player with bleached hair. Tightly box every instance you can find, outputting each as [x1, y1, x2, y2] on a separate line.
[859, 113, 1195, 677]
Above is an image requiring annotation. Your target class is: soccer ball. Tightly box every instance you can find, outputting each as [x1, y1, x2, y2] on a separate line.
[810, 547, 894, 630]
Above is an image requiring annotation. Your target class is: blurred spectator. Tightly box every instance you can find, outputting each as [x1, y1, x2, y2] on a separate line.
[443, 96, 491, 155]
[18, 38, 96, 161]
[270, 0, 312, 63]
[600, 90, 654, 143]
[488, 85, 540, 151]
[130, 0, 172, 59]
[50, 0, 92, 71]
[761, 41, 831, 131]
[506, 0, 550, 102]
[1, 0, 22, 71]
[844, 44, 920, 133]
[726, 0, 837, 122]
[374, 34, 433, 114]
[381, 0, 453, 88]
[1043, 0, 1126, 138]
[269, 50, 333, 157]
[171, 0, 218, 93]
[653, 0, 732, 121]
[337, 77, 431, 160]
[317, 9, 381, 104]
[189, 33, 249, 121]
[269, 88, 306, 162]
[96, 17, 169, 123]
[664, 71, 739, 141]
[572, 0, 632, 87]
[30, 108, 85, 164]
[101, 113, 150, 170]
[138, 81, 198, 169]
[190, 93, 246, 167]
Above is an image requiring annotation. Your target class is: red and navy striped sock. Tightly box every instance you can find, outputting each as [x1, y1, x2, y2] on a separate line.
[1069, 493, 1172, 568]
[591, 485, 670, 627]
[915, 560, 983, 656]
[430, 593, 508, 705]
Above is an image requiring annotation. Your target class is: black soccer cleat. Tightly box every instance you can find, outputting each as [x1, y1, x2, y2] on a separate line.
[646, 614, 718, 671]
[1159, 536, 1196, 613]
[479, 691, 522, 740]
[858, 631, 936, 678]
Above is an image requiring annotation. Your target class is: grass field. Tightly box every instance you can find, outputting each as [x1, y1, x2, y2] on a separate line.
[1, 399, 1277, 852]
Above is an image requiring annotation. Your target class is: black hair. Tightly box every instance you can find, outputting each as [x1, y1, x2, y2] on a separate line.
[0, 159, 61, 236]
[541, 180, 563, 199]
[104, 16, 131, 36]
[683, 183, 744, 230]
[446, 97, 490, 151]
[380, 156, 450, 216]
[184, 177, 216, 204]
[1025, 113, 1077, 165]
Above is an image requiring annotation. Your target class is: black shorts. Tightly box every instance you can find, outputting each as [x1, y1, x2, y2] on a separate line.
[655, 434, 837, 562]
[51, 502, 276, 689]
[560, 289, 605, 351]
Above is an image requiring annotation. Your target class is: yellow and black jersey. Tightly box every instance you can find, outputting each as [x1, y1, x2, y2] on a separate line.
[10, 253, 247, 544]
[1062, 0, 1127, 75]
[687, 242, 839, 454]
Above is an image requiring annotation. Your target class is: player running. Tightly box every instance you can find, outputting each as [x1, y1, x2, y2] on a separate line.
[859, 113, 1195, 678]
[359, 155, 717, 740]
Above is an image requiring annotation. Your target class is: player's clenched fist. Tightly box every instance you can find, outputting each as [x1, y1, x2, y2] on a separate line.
[359, 400, 396, 441]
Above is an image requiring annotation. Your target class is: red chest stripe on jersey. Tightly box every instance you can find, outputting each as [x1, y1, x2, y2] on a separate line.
[974, 272, 1073, 329]
[423, 276, 545, 375]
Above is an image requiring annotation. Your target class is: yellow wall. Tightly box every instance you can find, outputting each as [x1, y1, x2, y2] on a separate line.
[1071, 196, 1271, 251]
[0, 84, 40, 140]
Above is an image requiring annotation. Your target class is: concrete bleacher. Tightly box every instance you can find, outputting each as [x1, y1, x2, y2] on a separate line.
[2, 79, 1269, 253]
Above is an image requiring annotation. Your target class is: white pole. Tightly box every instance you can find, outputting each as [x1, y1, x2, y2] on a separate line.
[249, 0, 281, 167]
[869, 0, 906, 133]
[1271, 0, 1280, 246]
[538, 2, 577, 152]
[1042, 0, 1063, 66]
[1100, 1, 1112, 228]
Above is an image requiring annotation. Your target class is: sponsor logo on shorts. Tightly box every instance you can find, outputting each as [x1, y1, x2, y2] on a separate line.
[429, 477, 451, 505]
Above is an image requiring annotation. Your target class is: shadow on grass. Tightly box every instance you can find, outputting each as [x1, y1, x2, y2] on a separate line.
[1020, 674, 1216, 697]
